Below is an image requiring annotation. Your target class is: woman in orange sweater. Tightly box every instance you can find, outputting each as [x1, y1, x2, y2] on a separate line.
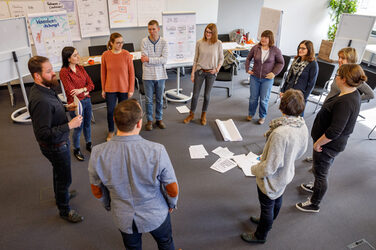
[101, 32, 135, 141]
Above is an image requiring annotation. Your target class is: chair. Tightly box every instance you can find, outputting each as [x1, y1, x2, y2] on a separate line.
[273, 55, 293, 102]
[88, 45, 107, 56]
[123, 43, 135, 52]
[363, 69, 376, 139]
[133, 59, 145, 107]
[309, 60, 336, 113]
[213, 64, 235, 97]
[218, 34, 230, 42]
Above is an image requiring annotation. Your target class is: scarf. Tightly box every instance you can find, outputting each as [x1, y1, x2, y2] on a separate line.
[286, 57, 309, 86]
[264, 116, 305, 139]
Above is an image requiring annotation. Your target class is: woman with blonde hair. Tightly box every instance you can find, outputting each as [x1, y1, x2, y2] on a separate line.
[183, 23, 224, 126]
[245, 30, 284, 124]
[297, 64, 367, 213]
[101, 32, 135, 141]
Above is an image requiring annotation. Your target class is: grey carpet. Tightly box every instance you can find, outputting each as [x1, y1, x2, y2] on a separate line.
[0, 68, 375, 250]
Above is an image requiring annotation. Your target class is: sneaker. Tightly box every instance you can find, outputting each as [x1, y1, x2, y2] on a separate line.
[246, 115, 253, 121]
[241, 232, 266, 244]
[296, 199, 320, 213]
[60, 209, 84, 223]
[304, 156, 313, 163]
[300, 182, 314, 193]
[73, 148, 85, 161]
[258, 118, 265, 125]
[156, 120, 166, 129]
[249, 216, 259, 224]
[145, 121, 153, 131]
[86, 142, 92, 152]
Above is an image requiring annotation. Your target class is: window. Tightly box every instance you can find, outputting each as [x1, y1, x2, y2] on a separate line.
[357, 0, 376, 36]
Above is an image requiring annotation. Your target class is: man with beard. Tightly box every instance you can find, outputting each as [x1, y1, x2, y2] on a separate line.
[28, 56, 84, 223]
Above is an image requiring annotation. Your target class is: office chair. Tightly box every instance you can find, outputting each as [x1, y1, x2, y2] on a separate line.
[309, 60, 335, 113]
[273, 55, 293, 102]
[88, 45, 107, 56]
[123, 43, 135, 52]
[213, 64, 235, 97]
[362, 69, 376, 139]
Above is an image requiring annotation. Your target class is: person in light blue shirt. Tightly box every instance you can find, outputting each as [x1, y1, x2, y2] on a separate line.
[88, 99, 178, 250]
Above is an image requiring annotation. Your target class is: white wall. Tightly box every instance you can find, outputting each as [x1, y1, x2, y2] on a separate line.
[263, 0, 330, 56]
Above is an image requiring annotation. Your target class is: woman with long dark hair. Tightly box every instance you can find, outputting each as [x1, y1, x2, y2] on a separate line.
[60, 47, 94, 161]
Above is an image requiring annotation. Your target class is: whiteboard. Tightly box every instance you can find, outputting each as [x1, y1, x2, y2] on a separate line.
[165, 0, 218, 24]
[162, 12, 196, 65]
[330, 14, 376, 63]
[257, 7, 283, 47]
[0, 17, 32, 84]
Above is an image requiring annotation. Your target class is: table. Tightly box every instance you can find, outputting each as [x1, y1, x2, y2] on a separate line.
[365, 44, 376, 67]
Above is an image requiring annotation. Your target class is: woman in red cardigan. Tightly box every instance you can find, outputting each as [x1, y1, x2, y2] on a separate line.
[60, 47, 94, 161]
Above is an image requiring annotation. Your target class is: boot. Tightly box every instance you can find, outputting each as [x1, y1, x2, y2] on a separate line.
[201, 112, 207, 125]
[183, 111, 194, 124]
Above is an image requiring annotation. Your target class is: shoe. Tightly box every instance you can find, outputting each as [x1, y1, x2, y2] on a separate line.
[300, 182, 314, 193]
[183, 111, 194, 124]
[258, 118, 265, 125]
[69, 190, 77, 200]
[249, 216, 259, 224]
[200, 112, 207, 125]
[246, 115, 253, 121]
[86, 142, 92, 152]
[296, 199, 320, 213]
[60, 209, 84, 223]
[240, 232, 265, 244]
[106, 132, 114, 141]
[304, 156, 313, 163]
[156, 120, 166, 129]
[145, 121, 153, 131]
[73, 148, 85, 161]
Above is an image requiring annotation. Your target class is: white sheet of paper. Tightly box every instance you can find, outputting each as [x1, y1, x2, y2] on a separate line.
[241, 165, 255, 177]
[210, 158, 237, 173]
[189, 145, 208, 159]
[232, 154, 258, 176]
[215, 119, 243, 141]
[73, 95, 83, 116]
[176, 105, 190, 114]
[212, 147, 234, 159]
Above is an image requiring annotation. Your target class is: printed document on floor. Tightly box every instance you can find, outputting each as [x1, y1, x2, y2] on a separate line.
[212, 146, 234, 159]
[210, 158, 237, 173]
[189, 145, 209, 159]
[176, 105, 190, 113]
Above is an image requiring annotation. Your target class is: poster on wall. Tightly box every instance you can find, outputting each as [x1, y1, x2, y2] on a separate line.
[8, 1, 46, 44]
[45, 0, 82, 41]
[0, 2, 11, 19]
[108, 0, 138, 28]
[162, 12, 196, 64]
[28, 11, 73, 71]
[138, 0, 164, 27]
[77, 0, 110, 38]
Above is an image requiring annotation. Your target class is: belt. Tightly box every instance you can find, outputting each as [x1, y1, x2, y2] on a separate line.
[39, 141, 67, 148]
[202, 69, 212, 73]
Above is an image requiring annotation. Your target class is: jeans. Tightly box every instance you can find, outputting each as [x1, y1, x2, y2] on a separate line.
[40, 142, 71, 215]
[190, 70, 216, 112]
[254, 186, 283, 241]
[106, 92, 128, 132]
[144, 80, 165, 122]
[120, 213, 174, 250]
[249, 75, 274, 118]
[69, 97, 92, 149]
[311, 148, 339, 206]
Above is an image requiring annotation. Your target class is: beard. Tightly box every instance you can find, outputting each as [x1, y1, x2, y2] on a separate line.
[41, 76, 59, 88]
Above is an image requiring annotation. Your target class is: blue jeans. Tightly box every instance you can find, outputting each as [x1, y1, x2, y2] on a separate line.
[249, 75, 274, 118]
[144, 80, 165, 122]
[311, 148, 340, 206]
[120, 213, 174, 250]
[40, 142, 72, 216]
[106, 92, 128, 132]
[255, 186, 283, 241]
[69, 97, 92, 149]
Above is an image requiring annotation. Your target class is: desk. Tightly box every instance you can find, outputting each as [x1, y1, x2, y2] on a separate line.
[366, 44, 376, 67]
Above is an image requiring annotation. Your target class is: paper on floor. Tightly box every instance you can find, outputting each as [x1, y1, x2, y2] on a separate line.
[210, 158, 237, 173]
[215, 119, 243, 141]
[189, 145, 209, 159]
[176, 105, 190, 114]
[212, 146, 234, 159]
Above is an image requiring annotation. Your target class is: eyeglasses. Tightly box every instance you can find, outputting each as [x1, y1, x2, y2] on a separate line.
[335, 73, 341, 78]
[205, 30, 213, 34]
[298, 47, 307, 50]
[115, 41, 124, 45]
